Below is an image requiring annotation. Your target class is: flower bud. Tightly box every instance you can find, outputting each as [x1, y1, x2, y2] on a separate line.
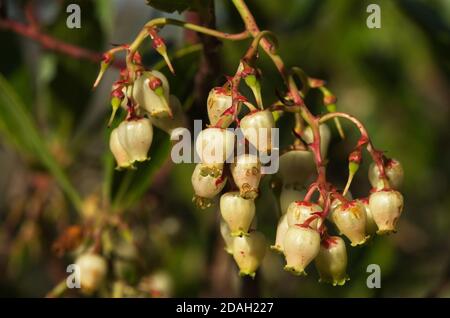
[220, 192, 256, 237]
[75, 253, 107, 294]
[283, 226, 321, 275]
[207, 87, 233, 127]
[358, 198, 378, 235]
[230, 154, 261, 199]
[368, 189, 404, 234]
[240, 110, 275, 153]
[149, 95, 186, 134]
[286, 201, 322, 229]
[232, 231, 267, 278]
[271, 213, 289, 254]
[220, 221, 234, 254]
[277, 150, 315, 187]
[133, 70, 171, 118]
[110, 118, 153, 169]
[303, 124, 331, 158]
[368, 159, 404, 190]
[279, 185, 306, 214]
[191, 163, 227, 209]
[195, 128, 235, 164]
[314, 236, 349, 286]
[331, 200, 369, 246]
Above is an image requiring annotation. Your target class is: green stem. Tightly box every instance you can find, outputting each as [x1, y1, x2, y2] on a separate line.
[126, 17, 250, 69]
[319, 112, 389, 187]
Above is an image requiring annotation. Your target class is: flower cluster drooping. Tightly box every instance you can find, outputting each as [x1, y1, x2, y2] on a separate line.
[90, 0, 405, 288]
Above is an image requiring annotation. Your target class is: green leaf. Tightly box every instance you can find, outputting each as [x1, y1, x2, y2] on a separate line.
[145, 0, 209, 14]
[0, 74, 83, 212]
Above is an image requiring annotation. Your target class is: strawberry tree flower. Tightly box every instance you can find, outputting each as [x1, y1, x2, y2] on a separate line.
[240, 109, 275, 153]
[191, 163, 227, 209]
[369, 189, 404, 234]
[369, 158, 404, 190]
[314, 236, 349, 286]
[232, 231, 267, 278]
[207, 87, 234, 127]
[220, 192, 256, 237]
[230, 154, 261, 199]
[283, 225, 321, 275]
[109, 117, 153, 169]
[331, 200, 369, 246]
[133, 70, 172, 118]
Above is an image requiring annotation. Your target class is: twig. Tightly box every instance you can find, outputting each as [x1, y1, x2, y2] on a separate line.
[0, 18, 124, 68]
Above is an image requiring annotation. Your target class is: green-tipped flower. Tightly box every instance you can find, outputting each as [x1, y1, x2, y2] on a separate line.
[220, 192, 255, 237]
[283, 226, 320, 275]
[315, 236, 349, 286]
[331, 200, 369, 246]
[232, 231, 267, 278]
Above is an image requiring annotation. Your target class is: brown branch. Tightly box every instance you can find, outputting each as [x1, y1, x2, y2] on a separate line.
[0, 18, 124, 68]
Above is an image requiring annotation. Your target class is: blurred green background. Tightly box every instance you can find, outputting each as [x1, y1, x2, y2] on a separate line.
[0, 0, 449, 297]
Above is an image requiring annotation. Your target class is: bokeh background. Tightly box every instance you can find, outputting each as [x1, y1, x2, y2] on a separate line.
[0, 0, 449, 297]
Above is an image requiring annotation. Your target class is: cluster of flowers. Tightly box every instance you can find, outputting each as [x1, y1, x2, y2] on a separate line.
[192, 86, 277, 277]
[108, 67, 184, 169]
[273, 141, 404, 285]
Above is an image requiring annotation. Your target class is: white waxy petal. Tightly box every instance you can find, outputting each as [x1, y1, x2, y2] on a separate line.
[133, 70, 171, 118]
[117, 117, 153, 163]
[240, 110, 275, 153]
[232, 231, 267, 278]
[230, 154, 261, 199]
[331, 201, 369, 246]
[314, 236, 349, 286]
[283, 226, 320, 275]
[286, 201, 322, 229]
[207, 87, 233, 127]
[368, 189, 404, 234]
[220, 192, 255, 236]
[195, 128, 235, 164]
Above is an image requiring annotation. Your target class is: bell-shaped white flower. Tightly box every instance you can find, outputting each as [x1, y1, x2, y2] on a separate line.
[207, 87, 234, 127]
[195, 128, 235, 164]
[230, 154, 261, 199]
[314, 236, 349, 286]
[368, 159, 404, 190]
[239, 110, 275, 153]
[133, 70, 171, 118]
[232, 231, 267, 278]
[286, 201, 322, 229]
[110, 117, 153, 169]
[191, 163, 227, 209]
[331, 200, 369, 246]
[283, 226, 320, 275]
[220, 192, 255, 236]
[368, 189, 404, 234]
